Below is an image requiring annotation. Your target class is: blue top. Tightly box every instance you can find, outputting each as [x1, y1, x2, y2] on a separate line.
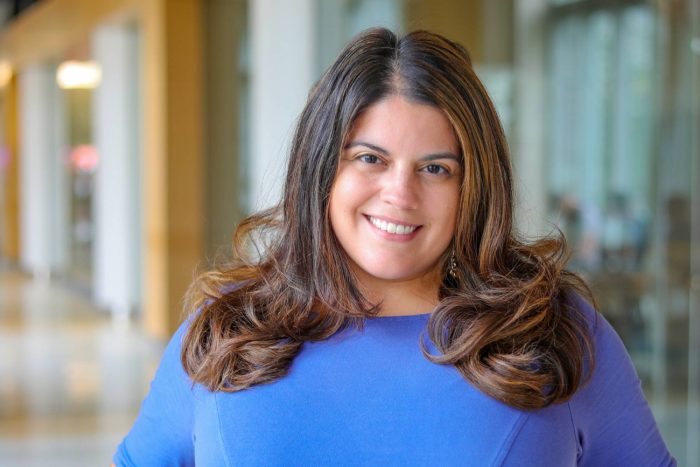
[114, 297, 675, 466]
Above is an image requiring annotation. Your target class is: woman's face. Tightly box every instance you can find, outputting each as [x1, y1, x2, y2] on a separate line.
[329, 95, 461, 293]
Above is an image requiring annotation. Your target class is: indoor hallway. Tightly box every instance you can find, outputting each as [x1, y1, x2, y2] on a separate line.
[0, 263, 163, 466]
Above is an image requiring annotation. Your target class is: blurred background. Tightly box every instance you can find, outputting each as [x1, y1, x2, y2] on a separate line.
[0, 0, 698, 465]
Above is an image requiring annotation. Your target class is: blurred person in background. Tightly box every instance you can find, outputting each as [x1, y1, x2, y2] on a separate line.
[112, 28, 674, 466]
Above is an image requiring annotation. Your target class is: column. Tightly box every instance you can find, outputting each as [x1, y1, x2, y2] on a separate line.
[141, 0, 204, 338]
[513, 0, 548, 236]
[92, 24, 141, 318]
[249, 0, 317, 211]
[18, 65, 54, 280]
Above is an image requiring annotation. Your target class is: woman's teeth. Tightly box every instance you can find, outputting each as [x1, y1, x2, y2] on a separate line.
[369, 216, 418, 235]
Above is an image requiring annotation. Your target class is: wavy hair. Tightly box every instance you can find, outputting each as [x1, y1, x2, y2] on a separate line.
[182, 28, 595, 410]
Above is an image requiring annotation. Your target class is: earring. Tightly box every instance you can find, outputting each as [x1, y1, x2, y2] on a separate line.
[448, 252, 458, 279]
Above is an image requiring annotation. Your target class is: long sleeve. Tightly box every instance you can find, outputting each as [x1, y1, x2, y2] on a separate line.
[570, 298, 676, 466]
[113, 320, 196, 467]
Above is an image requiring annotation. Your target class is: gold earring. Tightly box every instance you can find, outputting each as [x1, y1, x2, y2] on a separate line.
[448, 252, 458, 279]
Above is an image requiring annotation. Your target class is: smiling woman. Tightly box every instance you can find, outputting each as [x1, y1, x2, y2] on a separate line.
[112, 28, 675, 466]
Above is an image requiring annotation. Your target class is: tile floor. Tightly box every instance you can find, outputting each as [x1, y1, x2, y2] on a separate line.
[0, 266, 163, 466]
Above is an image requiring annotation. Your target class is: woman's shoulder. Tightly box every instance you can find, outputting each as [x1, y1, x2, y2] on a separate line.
[560, 291, 628, 387]
[561, 291, 598, 328]
[563, 292, 630, 373]
[157, 316, 196, 388]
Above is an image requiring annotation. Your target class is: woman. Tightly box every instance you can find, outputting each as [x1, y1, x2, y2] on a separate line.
[113, 28, 674, 466]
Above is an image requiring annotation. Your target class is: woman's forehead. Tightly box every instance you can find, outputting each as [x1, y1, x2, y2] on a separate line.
[345, 96, 460, 156]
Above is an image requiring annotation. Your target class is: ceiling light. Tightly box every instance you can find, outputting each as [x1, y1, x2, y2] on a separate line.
[56, 61, 102, 89]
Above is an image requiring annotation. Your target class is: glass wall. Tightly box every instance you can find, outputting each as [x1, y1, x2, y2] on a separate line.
[63, 85, 95, 290]
[546, 3, 656, 369]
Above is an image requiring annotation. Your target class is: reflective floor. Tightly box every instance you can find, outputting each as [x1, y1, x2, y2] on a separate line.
[0, 265, 162, 467]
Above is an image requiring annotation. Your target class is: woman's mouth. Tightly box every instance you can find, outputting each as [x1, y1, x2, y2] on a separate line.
[367, 215, 420, 235]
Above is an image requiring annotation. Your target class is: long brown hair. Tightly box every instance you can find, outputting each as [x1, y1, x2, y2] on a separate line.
[182, 28, 594, 410]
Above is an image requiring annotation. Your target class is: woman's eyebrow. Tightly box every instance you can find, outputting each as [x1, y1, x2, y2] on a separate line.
[344, 140, 388, 155]
[420, 153, 461, 163]
[344, 140, 460, 162]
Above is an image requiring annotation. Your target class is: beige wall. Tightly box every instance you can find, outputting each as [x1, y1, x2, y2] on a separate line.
[404, 0, 513, 65]
[1, 76, 19, 260]
[405, 0, 484, 62]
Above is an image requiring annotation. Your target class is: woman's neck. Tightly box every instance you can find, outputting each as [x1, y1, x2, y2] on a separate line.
[356, 271, 441, 317]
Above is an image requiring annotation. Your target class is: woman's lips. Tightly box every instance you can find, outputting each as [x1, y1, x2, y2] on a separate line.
[364, 215, 422, 240]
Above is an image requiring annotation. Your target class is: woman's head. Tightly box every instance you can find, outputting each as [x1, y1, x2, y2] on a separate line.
[282, 28, 513, 302]
[329, 94, 461, 300]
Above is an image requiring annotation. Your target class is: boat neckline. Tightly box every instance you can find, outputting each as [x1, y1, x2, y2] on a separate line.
[367, 312, 432, 319]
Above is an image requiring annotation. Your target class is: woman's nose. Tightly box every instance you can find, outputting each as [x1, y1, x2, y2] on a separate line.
[380, 168, 419, 210]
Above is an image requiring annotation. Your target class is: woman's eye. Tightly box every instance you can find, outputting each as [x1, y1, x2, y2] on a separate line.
[358, 154, 380, 164]
[424, 164, 449, 175]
